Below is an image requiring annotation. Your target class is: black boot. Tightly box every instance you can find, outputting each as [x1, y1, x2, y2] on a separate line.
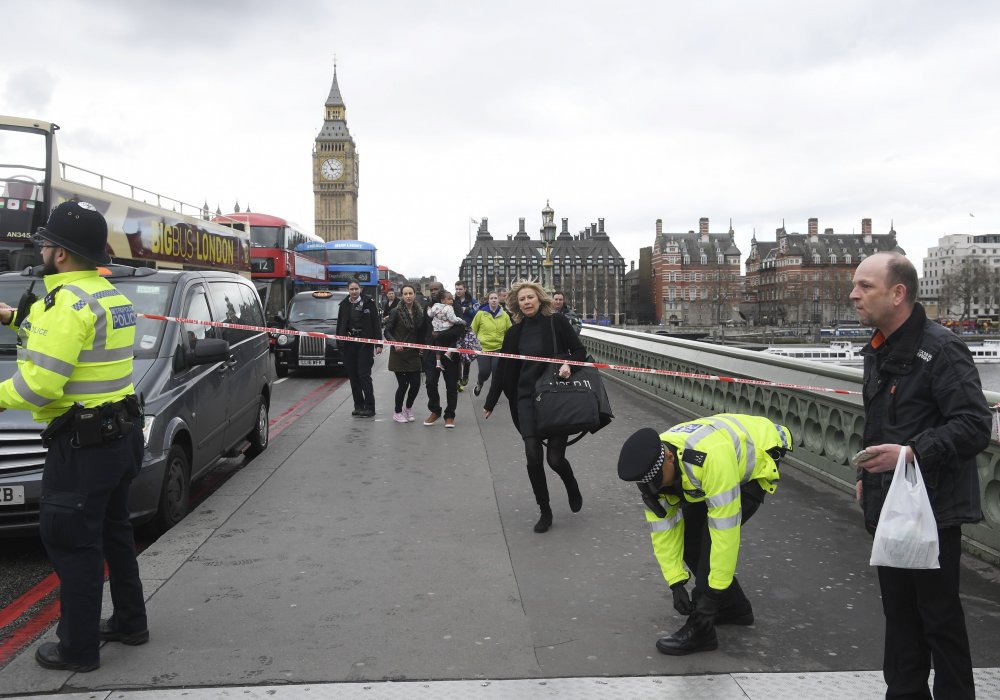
[655, 615, 718, 655]
[534, 505, 553, 533]
[716, 577, 754, 625]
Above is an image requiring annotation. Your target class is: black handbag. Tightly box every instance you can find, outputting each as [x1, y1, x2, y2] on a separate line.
[531, 316, 612, 440]
[533, 370, 601, 438]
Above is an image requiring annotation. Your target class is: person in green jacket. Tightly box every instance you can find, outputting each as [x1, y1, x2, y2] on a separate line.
[618, 414, 791, 656]
[470, 291, 511, 396]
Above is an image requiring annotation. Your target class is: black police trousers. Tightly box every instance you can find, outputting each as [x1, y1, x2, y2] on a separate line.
[878, 526, 975, 700]
[39, 426, 146, 665]
[682, 481, 766, 610]
[343, 342, 375, 410]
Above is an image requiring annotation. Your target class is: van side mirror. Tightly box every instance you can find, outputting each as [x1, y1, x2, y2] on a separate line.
[174, 337, 231, 371]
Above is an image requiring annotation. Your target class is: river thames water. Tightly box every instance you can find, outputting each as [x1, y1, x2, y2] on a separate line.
[975, 363, 1000, 393]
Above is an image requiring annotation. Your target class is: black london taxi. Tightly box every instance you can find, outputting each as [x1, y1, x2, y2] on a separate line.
[0, 265, 273, 535]
[273, 289, 348, 377]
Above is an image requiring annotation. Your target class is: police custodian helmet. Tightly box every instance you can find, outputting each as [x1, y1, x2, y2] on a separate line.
[34, 200, 112, 265]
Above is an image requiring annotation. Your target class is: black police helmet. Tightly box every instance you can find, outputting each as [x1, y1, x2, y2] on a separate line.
[34, 200, 111, 265]
[618, 428, 666, 484]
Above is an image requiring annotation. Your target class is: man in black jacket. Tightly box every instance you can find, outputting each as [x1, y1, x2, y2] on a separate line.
[336, 280, 383, 417]
[422, 282, 463, 427]
[851, 251, 990, 700]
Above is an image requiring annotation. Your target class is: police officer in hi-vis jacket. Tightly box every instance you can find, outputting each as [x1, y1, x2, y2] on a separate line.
[0, 201, 147, 672]
[618, 414, 791, 655]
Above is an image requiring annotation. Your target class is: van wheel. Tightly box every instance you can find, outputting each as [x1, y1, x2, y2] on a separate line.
[275, 364, 288, 378]
[246, 396, 269, 457]
[154, 445, 190, 533]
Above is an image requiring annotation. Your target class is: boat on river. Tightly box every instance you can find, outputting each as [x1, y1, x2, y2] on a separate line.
[765, 338, 1000, 366]
[764, 341, 864, 366]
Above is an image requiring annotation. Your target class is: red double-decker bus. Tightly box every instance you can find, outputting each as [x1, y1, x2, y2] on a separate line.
[377, 264, 409, 299]
[214, 212, 325, 322]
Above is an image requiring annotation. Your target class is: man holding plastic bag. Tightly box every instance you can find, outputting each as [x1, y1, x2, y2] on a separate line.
[851, 252, 991, 700]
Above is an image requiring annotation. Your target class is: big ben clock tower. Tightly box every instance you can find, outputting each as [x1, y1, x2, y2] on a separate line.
[313, 66, 359, 241]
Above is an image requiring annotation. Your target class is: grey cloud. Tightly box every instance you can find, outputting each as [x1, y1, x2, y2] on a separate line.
[4, 67, 56, 115]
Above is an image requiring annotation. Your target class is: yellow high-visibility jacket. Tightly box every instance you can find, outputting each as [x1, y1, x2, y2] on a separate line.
[0, 270, 136, 423]
[647, 414, 792, 591]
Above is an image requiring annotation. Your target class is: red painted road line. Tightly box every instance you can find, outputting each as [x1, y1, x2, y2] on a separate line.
[269, 378, 344, 438]
[0, 597, 60, 666]
[0, 573, 58, 629]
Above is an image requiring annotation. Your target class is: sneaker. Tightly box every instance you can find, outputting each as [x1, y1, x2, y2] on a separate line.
[423, 412, 440, 426]
[392, 412, 407, 423]
[403, 407, 415, 422]
[473, 384, 482, 396]
[444, 417, 455, 428]
[358, 407, 375, 417]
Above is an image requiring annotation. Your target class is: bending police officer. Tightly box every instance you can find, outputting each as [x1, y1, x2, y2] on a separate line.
[618, 414, 791, 655]
[0, 201, 147, 672]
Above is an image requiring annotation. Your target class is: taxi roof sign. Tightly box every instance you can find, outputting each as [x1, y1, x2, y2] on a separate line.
[311, 290, 334, 299]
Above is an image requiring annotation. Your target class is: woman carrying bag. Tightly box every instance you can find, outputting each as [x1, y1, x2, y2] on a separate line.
[483, 280, 587, 533]
[383, 285, 425, 423]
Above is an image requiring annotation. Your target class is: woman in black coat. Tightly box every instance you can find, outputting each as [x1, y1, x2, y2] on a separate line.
[383, 284, 425, 422]
[483, 280, 587, 533]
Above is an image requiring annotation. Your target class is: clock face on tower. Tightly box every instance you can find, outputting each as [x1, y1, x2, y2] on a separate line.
[321, 158, 344, 181]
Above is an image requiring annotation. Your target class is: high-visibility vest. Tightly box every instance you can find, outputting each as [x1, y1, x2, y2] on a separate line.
[646, 414, 792, 591]
[0, 269, 136, 423]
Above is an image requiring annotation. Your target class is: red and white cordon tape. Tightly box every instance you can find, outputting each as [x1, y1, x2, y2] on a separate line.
[138, 312, 861, 396]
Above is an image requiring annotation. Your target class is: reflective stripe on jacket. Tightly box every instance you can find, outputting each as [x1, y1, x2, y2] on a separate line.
[648, 413, 791, 590]
[0, 270, 136, 423]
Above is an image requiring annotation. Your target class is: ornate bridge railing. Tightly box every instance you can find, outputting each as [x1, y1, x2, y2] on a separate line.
[582, 326, 1000, 562]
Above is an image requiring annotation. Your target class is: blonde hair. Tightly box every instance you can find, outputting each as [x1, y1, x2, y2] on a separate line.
[507, 279, 553, 323]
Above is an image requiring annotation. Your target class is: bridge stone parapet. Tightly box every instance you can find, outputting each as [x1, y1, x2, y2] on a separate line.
[581, 326, 1000, 562]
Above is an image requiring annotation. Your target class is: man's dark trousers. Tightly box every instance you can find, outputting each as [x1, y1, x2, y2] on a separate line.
[878, 526, 974, 700]
[682, 481, 766, 611]
[40, 427, 146, 666]
[424, 350, 458, 419]
[343, 342, 375, 410]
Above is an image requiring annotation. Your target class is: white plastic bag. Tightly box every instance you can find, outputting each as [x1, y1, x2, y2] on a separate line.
[869, 449, 940, 569]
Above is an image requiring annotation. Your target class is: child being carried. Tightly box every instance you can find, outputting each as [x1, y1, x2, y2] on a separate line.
[427, 291, 466, 370]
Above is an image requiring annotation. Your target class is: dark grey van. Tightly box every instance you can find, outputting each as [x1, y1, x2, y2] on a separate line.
[0, 266, 273, 535]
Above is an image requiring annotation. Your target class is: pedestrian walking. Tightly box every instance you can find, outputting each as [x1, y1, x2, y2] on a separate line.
[470, 291, 511, 396]
[454, 281, 478, 389]
[552, 291, 582, 335]
[617, 415, 791, 655]
[336, 281, 383, 417]
[380, 288, 398, 325]
[383, 284, 425, 423]
[482, 280, 586, 532]
[427, 290, 465, 369]
[422, 282, 463, 428]
[0, 201, 147, 672]
[851, 251, 991, 700]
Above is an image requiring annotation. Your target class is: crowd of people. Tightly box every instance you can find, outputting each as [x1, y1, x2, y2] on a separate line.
[23, 209, 988, 700]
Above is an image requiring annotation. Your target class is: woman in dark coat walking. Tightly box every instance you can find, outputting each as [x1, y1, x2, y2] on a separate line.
[383, 284, 425, 423]
[483, 280, 587, 533]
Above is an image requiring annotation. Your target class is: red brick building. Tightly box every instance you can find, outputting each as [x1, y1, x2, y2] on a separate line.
[651, 217, 742, 325]
[743, 218, 902, 326]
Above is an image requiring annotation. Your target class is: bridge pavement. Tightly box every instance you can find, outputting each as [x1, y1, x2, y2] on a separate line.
[2, 356, 999, 698]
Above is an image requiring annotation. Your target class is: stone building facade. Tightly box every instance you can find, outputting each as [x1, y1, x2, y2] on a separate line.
[651, 218, 742, 326]
[921, 233, 1000, 318]
[459, 203, 627, 323]
[743, 218, 901, 326]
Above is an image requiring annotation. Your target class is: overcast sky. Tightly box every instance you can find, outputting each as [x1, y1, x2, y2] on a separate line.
[5, 0, 999, 285]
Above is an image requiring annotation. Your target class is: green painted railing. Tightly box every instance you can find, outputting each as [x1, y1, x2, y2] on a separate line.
[582, 326, 1000, 563]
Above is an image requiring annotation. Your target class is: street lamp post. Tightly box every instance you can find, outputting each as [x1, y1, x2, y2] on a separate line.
[541, 223, 556, 295]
